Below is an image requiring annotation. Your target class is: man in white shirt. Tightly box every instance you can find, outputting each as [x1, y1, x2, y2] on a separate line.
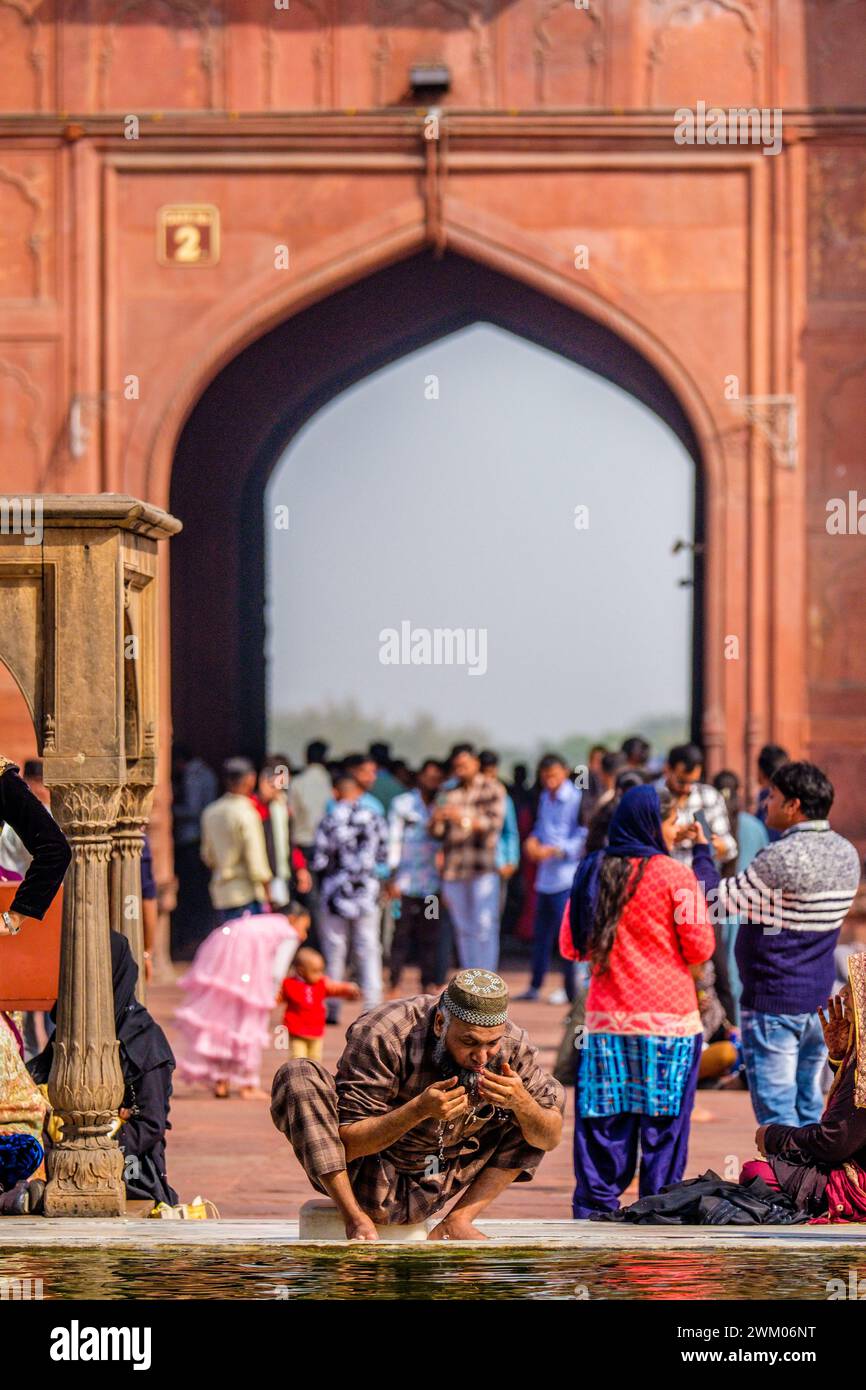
[288, 740, 332, 858]
[201, 757, 273, 924]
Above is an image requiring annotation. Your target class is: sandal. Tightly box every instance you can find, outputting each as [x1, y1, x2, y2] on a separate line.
[149, 1194, 220, 1220]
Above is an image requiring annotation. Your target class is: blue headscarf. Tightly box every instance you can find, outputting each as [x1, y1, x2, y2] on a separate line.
[568, 784, 669, 958]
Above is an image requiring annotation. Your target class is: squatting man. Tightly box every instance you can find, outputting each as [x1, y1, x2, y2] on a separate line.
[271, 970, 564, 1240]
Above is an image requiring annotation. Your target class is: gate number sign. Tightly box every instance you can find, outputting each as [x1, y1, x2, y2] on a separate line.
[157, 204, 220, 266]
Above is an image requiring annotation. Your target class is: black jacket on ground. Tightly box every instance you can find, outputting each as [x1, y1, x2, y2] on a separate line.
[591, 1169, 810, 1226]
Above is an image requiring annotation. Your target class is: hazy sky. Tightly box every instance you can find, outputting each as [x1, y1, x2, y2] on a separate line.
[265, 323, 694, 748]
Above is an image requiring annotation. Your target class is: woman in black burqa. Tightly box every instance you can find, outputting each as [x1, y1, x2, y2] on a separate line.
[30, 930, 179, 1207]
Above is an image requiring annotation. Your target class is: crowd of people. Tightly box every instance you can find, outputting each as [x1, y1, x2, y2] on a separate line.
[166, 731, 866, 1228]
[0, 729, 864, 1235]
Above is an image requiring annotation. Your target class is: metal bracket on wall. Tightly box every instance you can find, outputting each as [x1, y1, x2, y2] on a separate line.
[735, 394, 798, 470]
[67, 391, 126, 460]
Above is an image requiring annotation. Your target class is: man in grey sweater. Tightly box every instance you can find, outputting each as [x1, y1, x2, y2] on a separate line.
[709, 761, 861, 1127]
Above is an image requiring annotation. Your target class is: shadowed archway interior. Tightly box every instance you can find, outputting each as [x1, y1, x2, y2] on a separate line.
[169, 249, 704, 769]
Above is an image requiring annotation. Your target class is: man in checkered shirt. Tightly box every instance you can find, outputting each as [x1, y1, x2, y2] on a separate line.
[270, 970, 564, 1241]
[428, 744, 506, 972]
[657, 742, 737, 868]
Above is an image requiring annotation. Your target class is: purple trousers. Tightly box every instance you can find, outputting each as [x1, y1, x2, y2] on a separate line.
[572, 1033, 702, 1219]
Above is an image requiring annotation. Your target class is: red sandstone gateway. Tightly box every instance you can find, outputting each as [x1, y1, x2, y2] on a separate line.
[0, 0, 864, 880]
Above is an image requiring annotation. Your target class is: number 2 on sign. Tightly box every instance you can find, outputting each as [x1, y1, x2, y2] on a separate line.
[173, 224, 202, 262]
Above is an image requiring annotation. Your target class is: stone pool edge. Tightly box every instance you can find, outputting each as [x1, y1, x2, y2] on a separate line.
[2, 1218, 866, 1251]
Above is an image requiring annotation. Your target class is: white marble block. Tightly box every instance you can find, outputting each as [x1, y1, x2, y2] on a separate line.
[298, 1199, 430, 1242]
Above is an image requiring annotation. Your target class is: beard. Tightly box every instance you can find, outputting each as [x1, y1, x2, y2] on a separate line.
[432, 1032, 505, 1096]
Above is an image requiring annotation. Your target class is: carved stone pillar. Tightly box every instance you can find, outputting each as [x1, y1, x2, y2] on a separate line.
[44, 782, 126, 1217]
[110, 782, 155, 999]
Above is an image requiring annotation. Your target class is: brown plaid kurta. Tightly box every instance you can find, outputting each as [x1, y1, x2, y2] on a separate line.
[431, 775, 506, 881]
[270, 995, 565, 1224]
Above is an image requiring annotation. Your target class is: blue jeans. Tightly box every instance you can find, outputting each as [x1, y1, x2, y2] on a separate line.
[531, 888, 574, 997]
[318, 907, 383, 1019]
[442, 873, 500, 972]
[740, 1008, 826, 1126]
[214, 901, 263, 927]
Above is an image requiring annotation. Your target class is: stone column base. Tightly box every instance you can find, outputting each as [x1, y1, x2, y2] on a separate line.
[43, 1140, 126, 1218]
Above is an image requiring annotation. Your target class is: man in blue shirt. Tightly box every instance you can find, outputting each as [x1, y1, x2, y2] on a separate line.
[385, 759, 444, 995]
[479, 749, 520, 894]
[517, 754, 586, 1003]
[755, 742, 788, 844]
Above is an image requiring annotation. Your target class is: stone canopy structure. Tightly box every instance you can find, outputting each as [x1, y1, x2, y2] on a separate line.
[0, 0, 864, 869]
[0, 495, 179, 1214]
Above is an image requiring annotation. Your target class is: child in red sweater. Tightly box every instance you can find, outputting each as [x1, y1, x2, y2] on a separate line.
[278, 948, 360, 1061]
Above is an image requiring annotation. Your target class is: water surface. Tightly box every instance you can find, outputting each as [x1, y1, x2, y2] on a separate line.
[0, 1246, 855, 1300]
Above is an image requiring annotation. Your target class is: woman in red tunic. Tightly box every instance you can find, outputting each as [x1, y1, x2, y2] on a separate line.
[562, 784, 715, 1218]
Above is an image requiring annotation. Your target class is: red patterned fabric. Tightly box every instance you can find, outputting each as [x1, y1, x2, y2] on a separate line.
[739, 1158, 780, 1190]
[810, 1163, 866, 1223]
[560, 856, 714, 1036]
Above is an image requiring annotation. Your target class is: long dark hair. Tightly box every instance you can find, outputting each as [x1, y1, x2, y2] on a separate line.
[589, 785, 675, 975]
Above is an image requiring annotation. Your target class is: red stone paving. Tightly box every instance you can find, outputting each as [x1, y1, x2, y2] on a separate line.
[153, 965, 759, 1220]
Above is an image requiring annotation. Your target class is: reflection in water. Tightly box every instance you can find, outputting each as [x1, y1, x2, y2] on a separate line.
[0, 1246, 855, 1301]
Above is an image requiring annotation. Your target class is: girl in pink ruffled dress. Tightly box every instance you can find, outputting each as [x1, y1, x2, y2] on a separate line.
[175, 903, 310, 1100]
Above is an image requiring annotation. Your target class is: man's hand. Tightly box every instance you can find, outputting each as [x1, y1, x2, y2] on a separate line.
[477, 1061, 528, 1116]
[341, 1077, 467, 1162]
[755, 1124, 769, 1157]
[0, 910, 23, 936]
[711, 834, 728, 860]
[415, 1076, 468, 1123]
[525, 837, 557, 863]
[295, 866, 312, 894]
[818, 993, 851, 1059]
[499, 864, 518, 880]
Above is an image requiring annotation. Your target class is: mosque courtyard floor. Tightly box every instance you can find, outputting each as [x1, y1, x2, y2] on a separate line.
[6, 967, 865, 1298]
[150, 963, 769, 1223]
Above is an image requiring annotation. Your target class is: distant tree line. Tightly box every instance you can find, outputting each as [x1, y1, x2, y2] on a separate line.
[269, 701, 689, 776]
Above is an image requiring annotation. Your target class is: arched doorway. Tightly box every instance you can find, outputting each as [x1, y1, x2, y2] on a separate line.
[169, 250, 705, 770]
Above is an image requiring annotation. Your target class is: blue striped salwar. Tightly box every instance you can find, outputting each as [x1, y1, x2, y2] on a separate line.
[577, 1032, 698, 1118]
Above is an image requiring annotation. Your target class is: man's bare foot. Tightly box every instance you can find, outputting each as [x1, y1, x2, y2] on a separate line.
[238, 1085, 271, 1101]
[344, 1212, 379, 1242]
[428, 1217, 488, 1241]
